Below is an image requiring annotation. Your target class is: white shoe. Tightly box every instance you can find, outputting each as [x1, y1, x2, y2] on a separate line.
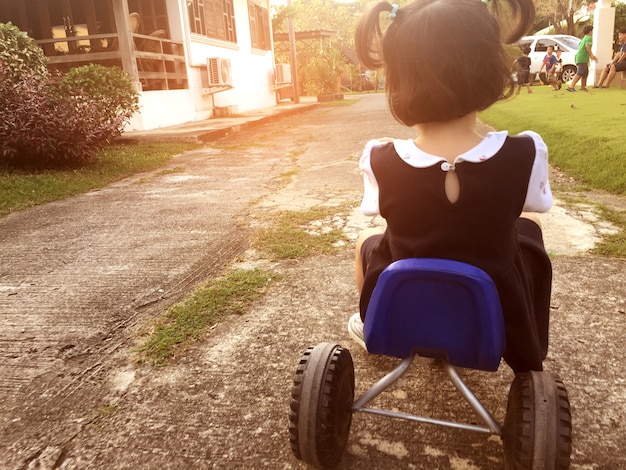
[347, 313, 367, 351]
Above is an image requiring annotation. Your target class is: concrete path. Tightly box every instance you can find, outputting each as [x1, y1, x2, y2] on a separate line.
[0, 94, 624, 469]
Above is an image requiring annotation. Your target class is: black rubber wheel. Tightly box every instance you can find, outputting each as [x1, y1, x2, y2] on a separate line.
[288, 343, 355, 469]
[561, 65, 576, 83]
[503, 371, 572, 469]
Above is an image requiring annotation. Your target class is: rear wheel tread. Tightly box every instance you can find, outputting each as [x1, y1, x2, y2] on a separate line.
[288, 344, 354, 469]
[554, 377, 573, 469]
[315, 347, 355, 468]
[503, 372, 572, 470]
[288, 347, 314, 459]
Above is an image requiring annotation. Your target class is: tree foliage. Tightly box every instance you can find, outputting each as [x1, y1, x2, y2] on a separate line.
[533, 0, 626, 38]
[302, 47, 347, 95]
[534, 0, 587, 35]
[616, 3, 626, 38]
[272, 0, 367, 45]
[271, 0, 394, 92]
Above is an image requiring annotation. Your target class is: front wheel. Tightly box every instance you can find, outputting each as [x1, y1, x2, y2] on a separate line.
[289, 343, 355, 469]
[561, 66, 576, 83]
[502, 371, 572, 469]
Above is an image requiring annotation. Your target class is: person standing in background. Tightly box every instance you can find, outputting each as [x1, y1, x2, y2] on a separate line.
[567, 25, 598, 92]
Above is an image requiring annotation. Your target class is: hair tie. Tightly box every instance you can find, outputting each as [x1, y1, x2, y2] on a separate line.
[389, 4, 399, 19]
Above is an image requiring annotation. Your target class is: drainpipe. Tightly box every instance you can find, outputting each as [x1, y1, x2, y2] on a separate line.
[287, 0, 299, 103]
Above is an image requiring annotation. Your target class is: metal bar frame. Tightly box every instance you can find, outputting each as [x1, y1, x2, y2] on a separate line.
[352, 353, 502, 435]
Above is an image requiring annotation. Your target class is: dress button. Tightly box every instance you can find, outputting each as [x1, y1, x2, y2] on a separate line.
[441, 162, 455, 172]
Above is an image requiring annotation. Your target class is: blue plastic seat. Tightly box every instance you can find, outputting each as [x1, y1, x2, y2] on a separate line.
[363, 258, 506, 371]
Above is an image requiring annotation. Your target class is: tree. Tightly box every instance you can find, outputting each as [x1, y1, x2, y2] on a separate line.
[273, 0, 366, 45]
[272, 0, 402, 93]
[616, 2, 626, 48]
[534, 0, 587, 35]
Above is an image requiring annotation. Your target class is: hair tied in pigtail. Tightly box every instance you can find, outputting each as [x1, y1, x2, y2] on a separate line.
[389, 4, 399, 19]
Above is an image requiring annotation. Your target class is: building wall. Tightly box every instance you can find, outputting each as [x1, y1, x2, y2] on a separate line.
[128, 89, 201, 130]
[128, 0, 276, 131]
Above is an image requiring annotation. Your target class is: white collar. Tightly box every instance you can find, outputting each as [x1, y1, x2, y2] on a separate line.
[391, 131, 509, 168]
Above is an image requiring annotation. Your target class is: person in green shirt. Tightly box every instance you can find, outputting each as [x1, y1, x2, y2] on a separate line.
[567, 25, 598, 92]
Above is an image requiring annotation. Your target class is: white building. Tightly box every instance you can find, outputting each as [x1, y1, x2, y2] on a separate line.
[0, 0, 283, 131]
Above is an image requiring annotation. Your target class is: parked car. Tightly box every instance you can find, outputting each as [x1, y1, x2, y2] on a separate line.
[518, 35, 581, 83]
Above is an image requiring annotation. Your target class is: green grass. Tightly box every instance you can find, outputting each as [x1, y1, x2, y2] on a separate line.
[136, 174, 352, 364]
[320, 98, 358, 107]
[0, 141, 199, 217]
[138, 204, 352, 364]
[138, 204, 352, 365]
[479, 86, 626, 195]
[252, 205, 350, 260]
[592, 204, 626, 257]
[138, 268, 277, 365]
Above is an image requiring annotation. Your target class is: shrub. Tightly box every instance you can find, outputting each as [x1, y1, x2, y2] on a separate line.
[0, 24, 139, 169]
[302, 48, 347, 96]
[56, 64, 139, 139]
[0, 22, 48, 81]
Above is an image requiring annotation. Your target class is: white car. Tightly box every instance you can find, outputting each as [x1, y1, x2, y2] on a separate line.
[518, 35, 581, 83]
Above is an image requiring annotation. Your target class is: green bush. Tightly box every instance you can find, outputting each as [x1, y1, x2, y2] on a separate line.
[0, 72, 99, 167]
[57, 64, 139, 135]
[302, 48, 347, 96]
[0, 22, 48, 81]
[0, 24, 139, 168]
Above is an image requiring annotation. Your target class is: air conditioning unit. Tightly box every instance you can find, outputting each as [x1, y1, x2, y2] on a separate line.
[275, 63, 291, 84]
[207, 57, 232, 86]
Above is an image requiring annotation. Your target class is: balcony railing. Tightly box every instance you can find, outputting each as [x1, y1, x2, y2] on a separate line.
[133, 32, 187, 91]
[35, 33, 122, 64]
[35, 32, 187, 92]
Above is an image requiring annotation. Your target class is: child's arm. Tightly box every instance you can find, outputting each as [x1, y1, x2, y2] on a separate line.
[586, 43, 598, 62]
[519, 131, 552, 213]
[360, 140, 383, 216]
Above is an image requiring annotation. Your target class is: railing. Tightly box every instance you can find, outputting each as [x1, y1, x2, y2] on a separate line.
[35, 33, 187, 92]
[133, 33, 187, 91]
[35, 33, 122, 65]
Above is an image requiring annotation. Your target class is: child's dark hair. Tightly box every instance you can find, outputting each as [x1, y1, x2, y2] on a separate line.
[355, 0, 535, 126]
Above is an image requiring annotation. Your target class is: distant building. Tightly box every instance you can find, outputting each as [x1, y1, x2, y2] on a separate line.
[0, 0, 284, 131]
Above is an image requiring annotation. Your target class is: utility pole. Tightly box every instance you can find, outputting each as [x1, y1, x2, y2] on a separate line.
[287, 0, 299, 103]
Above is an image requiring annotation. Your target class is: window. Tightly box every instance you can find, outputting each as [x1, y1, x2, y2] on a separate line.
[128, 0, 169, 35]
[535, 40, 556, 53]
[188, 0, 236, 43]
[248, 0, 270, 50]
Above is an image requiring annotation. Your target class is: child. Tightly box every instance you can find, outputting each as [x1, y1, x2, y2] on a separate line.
[514, 46, 533, 94]
[349, 0, 553, 374]
[554, 48, 563, 86]
[568, 25, 598, 92]
[539, 45, 560, 90]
